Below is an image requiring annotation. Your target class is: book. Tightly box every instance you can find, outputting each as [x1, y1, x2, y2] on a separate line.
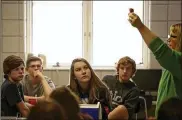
[80, 102, 102, 120]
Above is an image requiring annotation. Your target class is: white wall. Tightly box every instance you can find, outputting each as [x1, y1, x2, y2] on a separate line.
[0, 1, 181, 87]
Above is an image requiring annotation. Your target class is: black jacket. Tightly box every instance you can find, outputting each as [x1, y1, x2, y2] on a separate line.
[102, 75, 140, 119]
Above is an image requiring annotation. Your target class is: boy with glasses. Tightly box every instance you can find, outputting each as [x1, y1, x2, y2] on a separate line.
[21, 56, 55, 104]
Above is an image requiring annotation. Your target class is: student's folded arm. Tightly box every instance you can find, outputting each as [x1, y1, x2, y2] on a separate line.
[148, 37, 181, 78]
[124, 88, 140, 117]
[25, 102, 34, 109]
[108, 105, 129, 120]
[41, 77, 53, 97]
[16, 101, 30, 117]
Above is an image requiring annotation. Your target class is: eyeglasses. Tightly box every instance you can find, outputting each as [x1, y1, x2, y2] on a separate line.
[165, 35, 178, 43]
[168, 35, 177, 39]
[29, 65, 42, 68]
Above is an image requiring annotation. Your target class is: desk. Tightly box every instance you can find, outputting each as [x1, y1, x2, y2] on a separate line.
[1, 117, 26, 120]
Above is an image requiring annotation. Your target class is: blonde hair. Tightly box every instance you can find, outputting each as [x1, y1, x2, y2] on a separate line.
[49, 86, 81, 120]
[69, 58, 111, 104]
[170, 23, 182, 52]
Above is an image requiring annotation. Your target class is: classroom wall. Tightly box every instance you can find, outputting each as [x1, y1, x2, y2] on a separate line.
[0, 1, 181, 86]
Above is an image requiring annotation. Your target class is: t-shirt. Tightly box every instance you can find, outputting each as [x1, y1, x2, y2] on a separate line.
[21, 74, 55, 97]
[1, 79, 24, 116]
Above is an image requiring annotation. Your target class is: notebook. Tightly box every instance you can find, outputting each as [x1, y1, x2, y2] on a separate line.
[80, 102, 102, 120]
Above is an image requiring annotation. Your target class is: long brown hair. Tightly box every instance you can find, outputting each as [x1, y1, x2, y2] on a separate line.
[69, 58, 111, 104]
[27, 100, 66, 120]
[49, 86, 81, 120]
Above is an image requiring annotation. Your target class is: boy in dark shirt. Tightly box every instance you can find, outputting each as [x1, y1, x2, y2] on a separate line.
[102, 56, 140, 120]
[1, 55, 29, 117]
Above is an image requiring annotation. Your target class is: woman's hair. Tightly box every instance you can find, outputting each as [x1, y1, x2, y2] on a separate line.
[49, 86, 81, 120]
[69, 58, 111, 104]
[27, 100, 66, 120]
[170, 23, 182, 52]
[157, 97, 182, 120]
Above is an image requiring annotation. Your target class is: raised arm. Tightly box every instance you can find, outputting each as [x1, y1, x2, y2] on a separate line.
[128, 9, 157, 46]
[128, 8, 181, 78]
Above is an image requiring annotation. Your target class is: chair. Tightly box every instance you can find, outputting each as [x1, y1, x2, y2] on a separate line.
[135, 96, 148, 120]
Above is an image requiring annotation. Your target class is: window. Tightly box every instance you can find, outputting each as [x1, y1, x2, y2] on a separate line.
[32, 1, 144, 67]
[32, 1, 83, 66]
[92, 1, 143, 66]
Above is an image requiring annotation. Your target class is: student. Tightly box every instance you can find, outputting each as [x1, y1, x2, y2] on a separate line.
[68, 58, 112, 120]
[1, 55, 29, 117]
[27, 100, 66, 120]
[21, 56, 55, 104]
[49, 86, 93, 120]
[128, 8, 182, 117]
[102, 56, 140, 120]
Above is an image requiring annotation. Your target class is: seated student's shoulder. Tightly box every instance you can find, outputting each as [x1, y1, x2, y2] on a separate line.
[2, 80, 19, 94]
[128, 79, 138, 87]
[2, 79, 14, 88]
[44, 76, 53, 83]
[22, 74, 31, 82]
[128, 79, 140, 92]
[102, 75, 117, 84]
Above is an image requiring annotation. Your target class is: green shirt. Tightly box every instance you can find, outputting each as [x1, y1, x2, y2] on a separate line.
[149, 37, 182, 117]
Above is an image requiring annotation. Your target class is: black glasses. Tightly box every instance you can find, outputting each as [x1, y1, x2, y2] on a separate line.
[165, 35, 178, 43]
[168, 35, 177, 39]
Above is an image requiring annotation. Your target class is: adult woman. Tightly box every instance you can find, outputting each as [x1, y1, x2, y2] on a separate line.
[128, 8, 182, 117]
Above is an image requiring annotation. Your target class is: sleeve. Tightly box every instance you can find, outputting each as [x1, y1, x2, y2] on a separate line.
[5, 84, 23, 106]
[47, 79, 56, 89]
[123, 87, 140, 118]
[102, 75, 114, 87]
[102, 75, 108, 84]
[149, 37, 182, 79]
